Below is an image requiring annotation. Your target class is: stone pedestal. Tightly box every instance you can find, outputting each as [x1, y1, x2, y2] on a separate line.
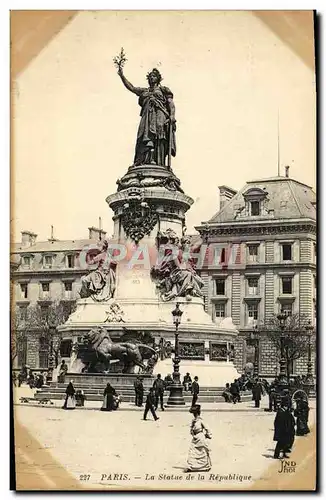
[58, 164, 241, 386]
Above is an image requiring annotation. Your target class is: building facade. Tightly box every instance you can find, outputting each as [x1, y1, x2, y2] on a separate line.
[11, 172, 317, 378]
[11, 225, 107, 368]
[196, 171, 316, 378]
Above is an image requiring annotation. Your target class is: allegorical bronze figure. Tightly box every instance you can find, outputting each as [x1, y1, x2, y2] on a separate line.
[114, 48, 176, 168]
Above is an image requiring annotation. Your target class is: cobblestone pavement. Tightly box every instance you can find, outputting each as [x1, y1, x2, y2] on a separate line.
[14, 400, 316, 491]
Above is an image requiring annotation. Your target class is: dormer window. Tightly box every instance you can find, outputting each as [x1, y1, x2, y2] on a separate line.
[242, 187, 269, 218]
[41, 282, 50, 299]
[44, 255, 53, 269]
[22, 256, 31, 268]
[66, 254, 75, 269]
[20, 283, 28, 299]
[250, 201, 260, 216]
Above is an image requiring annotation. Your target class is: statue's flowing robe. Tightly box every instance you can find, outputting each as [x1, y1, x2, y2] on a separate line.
[133, 85, 176, 166]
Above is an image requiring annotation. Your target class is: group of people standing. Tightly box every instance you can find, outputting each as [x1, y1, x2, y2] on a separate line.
[273, 395, 310, 459]
[133, 372, 200, 421]
[62, 380, 119, 411]
[134, 374, 165, 421]
[15, 365, 49, 389]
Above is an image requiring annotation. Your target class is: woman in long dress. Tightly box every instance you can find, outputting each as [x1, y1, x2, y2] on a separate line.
[185, 405, 212, 472]
[101, 383, 117, 412]
[63, 381, 76, 410]
[294, 398, 310, 436]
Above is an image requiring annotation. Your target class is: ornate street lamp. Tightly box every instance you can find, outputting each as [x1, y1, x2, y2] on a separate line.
[250, 326, 260, 378]
[277, 312, 288, 387]
[305, 321, 315, 394]
[166, 303, 185, 406]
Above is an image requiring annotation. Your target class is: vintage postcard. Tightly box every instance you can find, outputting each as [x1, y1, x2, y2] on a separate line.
[10, 10, 317, 491]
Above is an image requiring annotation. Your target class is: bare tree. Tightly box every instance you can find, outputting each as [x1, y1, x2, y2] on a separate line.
[11, 301, 76, 367]
[259, 313, 314, 381]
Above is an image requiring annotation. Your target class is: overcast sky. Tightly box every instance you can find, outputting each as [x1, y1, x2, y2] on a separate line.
[12, 10, 316, 242]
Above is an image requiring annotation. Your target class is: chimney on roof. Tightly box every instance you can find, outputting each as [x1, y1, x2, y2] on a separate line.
[21, 230, 37, 247]
[285, 166, 290, 178]
[48, 225, 58, 242]
[88, 225, 107, 241]
[218, 185, 237, 211]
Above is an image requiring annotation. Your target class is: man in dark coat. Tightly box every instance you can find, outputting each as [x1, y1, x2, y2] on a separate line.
[18, 364, 28, 387]
[191, 376, 200, 407]
[281, 389, 292, 410]
[230, 379, 240, 404]
[267, 386, 277, 412]
[134, 377, 144, 407]
[143, 388, 159, 421]
[273, 399, 296, 459]
[252, 379, 264, 408]
[153, 374, 165, 411]
[294, 398, 310, 436]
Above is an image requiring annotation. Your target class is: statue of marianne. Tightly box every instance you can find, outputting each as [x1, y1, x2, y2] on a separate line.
[116, 62, 176, 168]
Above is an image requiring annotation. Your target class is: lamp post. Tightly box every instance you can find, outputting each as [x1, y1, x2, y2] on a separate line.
[305, 321, 315, 394]
[250, 326, 260, 378]
[166, 303, 185, 406]
[277, 312, 288, 387]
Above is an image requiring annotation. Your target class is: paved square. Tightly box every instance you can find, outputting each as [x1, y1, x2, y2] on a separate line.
[14, 403, 316, 490]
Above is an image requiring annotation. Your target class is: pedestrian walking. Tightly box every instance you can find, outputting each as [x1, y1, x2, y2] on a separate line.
[153, 374, 165, 411]
[185, 405, 212, 472]
[294, 397, 310, 436]
[134, 377, 144, 407]
[273, 398, 296, 459]
[191, 376, 200, 407]
[143, 388, 159, 421]
[62, 380, 76, 410]
[252, 379, 264, 408]
[101, 382, 117, 412]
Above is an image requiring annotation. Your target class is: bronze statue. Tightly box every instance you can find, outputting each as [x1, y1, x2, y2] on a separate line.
[79, 327, 157, 373]
[114, 48, 176, 168]
[79, 239, 116, 302]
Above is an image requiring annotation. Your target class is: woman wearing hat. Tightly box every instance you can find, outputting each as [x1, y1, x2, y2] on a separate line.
[185, 405, 212, 472]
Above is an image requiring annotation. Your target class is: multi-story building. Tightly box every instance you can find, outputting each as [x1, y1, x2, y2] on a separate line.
[11, 225, 107, 368]
[11, 170, 317, 379]
[196, 169, 316, 378]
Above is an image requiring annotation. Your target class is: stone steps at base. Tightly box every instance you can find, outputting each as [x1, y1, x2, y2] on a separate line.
[42, 387, 229, 395]
[33, 392, 252, 403]
[52, 384, 227, 391]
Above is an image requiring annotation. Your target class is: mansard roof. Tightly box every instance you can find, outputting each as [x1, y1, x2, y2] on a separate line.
[11, 238, 105, 255]
[207, 176, 316, 225]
